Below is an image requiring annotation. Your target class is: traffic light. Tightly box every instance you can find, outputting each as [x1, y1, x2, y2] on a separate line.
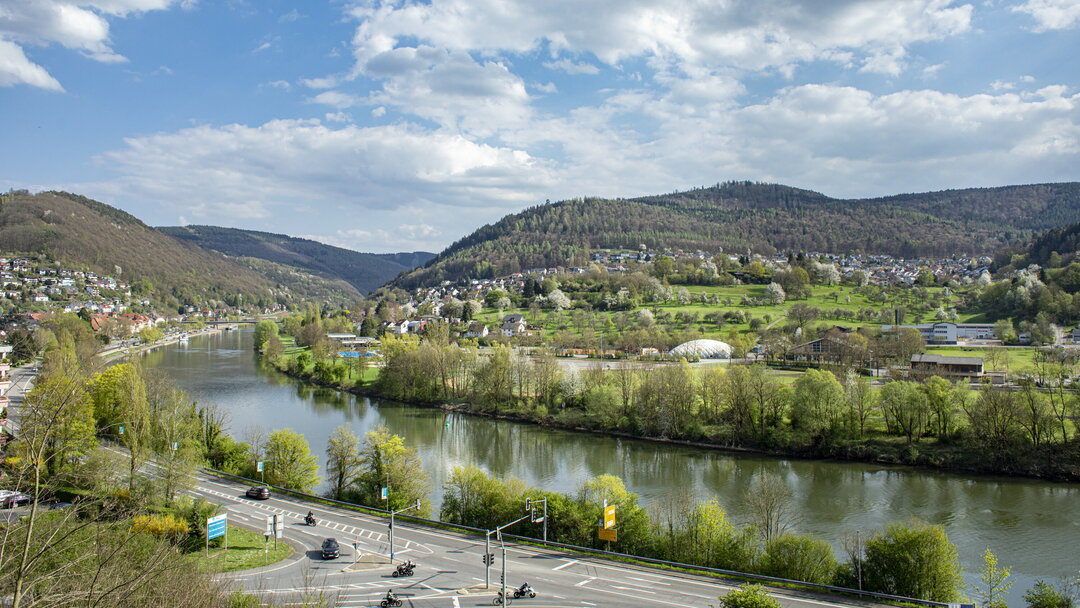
[482, 553, 494, 565]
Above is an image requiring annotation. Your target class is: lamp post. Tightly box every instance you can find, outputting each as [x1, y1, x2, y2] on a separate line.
[389, 499, 420, 562]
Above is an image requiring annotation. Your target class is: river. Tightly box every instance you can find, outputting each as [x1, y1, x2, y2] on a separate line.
[141, 328, 1078, 604]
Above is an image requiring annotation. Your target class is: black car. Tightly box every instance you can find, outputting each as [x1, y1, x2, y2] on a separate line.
[321, 538, 340, 560]
[245, 486, 271, 500]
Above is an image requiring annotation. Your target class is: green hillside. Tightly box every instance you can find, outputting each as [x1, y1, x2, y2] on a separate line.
[158, 225, 434, 294]
[0, 191, 360, 308]
[394, 181, 1080, 288]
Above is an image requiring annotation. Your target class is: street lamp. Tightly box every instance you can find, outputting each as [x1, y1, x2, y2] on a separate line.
[389, 498, 420, 562]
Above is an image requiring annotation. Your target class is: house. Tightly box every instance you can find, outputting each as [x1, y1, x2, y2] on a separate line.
[786, 327, 868, 365]
[463, 322, 489, 339]
[327, 333, 357, 343]
[908, 354, 984, 380]
[501, 314, 527, 337]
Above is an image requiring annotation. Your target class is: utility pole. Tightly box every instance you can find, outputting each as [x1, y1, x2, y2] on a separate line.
[389, 499, 420, 562]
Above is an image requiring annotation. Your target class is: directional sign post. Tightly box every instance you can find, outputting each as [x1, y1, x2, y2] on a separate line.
[207, 513, 227, 556]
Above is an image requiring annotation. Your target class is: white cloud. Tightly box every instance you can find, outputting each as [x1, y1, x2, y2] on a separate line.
[89, 118, 552, 216]
[344, 0, 973, 78]
[991, 79, 1015, 90]
[0, 39, 64, 90]
[324, 111, 351, 123]
[252, 41, 271, 53]
[265, 79, 291, 90]
[371, 106, 386, 117]
[543, 58, 600, 75]
[1012, 0, 1080, 31]
[308, 90, 363, 108]
[532, 81, 557, 93]
[0, 0, 183, 89]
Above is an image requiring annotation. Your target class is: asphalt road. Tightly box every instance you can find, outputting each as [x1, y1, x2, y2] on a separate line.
[193, 474, 890, 608]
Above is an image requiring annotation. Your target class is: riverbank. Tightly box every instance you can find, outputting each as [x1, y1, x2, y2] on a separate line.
[99, 327, 222, 362]
[264, 352, 1080, 483]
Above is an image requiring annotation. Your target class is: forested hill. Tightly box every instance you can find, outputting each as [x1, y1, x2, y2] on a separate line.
[0, 191, 361, 308]
[393, 181, 1080, 289]
[158, 225, 434, 294]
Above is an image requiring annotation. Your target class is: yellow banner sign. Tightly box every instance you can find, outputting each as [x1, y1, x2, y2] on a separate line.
[598, 527, 617, 542]
[603, 505, 616, 529]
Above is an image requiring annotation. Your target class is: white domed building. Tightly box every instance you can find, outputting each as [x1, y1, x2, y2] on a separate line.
[669, 339, 732, 360]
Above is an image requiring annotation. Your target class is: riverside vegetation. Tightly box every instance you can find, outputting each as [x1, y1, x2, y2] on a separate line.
[0, 315, 298, 608]
[254, 304, 1080, 480]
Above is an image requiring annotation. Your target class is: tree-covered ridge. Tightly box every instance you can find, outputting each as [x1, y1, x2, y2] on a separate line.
[0, 191, 357, 309]
[158, 224, 434, 295]
[396, 181, 1080, 289]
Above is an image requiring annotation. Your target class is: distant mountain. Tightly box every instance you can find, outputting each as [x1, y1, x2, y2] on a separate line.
[157, 225, 434, 294]
[0, 191, 361, 308]
[393, 181, 1080, 289]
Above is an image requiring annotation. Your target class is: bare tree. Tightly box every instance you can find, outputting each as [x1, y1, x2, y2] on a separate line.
[743, 472, 799, 543]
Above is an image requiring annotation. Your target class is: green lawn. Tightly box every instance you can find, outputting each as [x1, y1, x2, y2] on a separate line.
[196, 524, 292, 573]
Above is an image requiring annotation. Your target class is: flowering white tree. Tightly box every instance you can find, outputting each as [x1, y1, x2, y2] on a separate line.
[764, 282, 786, 305]
[547, 289, 572, 311]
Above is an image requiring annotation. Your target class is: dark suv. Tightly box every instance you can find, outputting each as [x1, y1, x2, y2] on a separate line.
[245, 486, 271, 500]
[321, 538, 340, 559]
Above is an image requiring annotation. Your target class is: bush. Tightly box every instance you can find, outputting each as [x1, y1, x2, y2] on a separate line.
[719, 584, 781, 608]
[132, 513, 190, 543]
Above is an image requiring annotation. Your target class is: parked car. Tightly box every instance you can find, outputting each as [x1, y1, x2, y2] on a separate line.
[321, 538, 340, 560]
[1, 491, 32, 509]
[245, 486, 271, 500]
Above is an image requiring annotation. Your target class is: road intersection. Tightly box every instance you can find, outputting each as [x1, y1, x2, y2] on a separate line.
[193, 474, 891, 608]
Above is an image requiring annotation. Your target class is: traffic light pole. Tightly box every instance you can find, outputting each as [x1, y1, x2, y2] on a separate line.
[526, 497, 548, 542]
[484, 514, 531, 591]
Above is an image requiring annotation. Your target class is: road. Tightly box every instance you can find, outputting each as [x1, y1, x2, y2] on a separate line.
[193, 474, 892, 608]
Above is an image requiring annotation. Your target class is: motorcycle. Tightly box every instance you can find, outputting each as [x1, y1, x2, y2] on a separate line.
[379, 598, 403, 608]
[513, 586, 536, 599]
[304, 515, 316, 526]
[392, 563, 415, 577]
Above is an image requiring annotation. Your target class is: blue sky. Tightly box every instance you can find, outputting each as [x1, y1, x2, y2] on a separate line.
[2, 0, 1079, 254]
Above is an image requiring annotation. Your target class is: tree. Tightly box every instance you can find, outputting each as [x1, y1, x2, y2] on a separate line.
[325, 425, 362, 501]
[264, 428, 321, 492]
[89, 362, 151, 491]
[976, 548, 1014, 608]
[879, 380, 929, 444]
[791, 369, 845, 441]
[763, 282, 786, 305]
[1024, 581, 1073, 608]
[862, 519, 964, 602]
[743, 472, 797, 543]
[759, 533, 838, 584]
[254, 319, 279, 352]
[719, 584, 781, 608]
[355, 426, 430, 516]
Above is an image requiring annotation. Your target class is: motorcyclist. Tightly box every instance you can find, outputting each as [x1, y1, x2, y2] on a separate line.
[405, 560, 415, 570]
[519, 582, 531, 593]
[305, 511, 315, 524]
[385, 590, 397, 602]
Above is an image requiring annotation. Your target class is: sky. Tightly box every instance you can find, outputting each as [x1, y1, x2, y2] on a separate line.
[1, 0, 1079, 254]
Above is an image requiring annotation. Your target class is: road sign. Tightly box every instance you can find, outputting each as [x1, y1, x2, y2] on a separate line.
[598, 527, 617, 542]
[273, 514, 283, 538]
[256, 461, 264, 472]
[264, 515, 273, 536]
[381, 486, 388, 500]
[603, 504, 616, 529]
[207, 513, 227, 540]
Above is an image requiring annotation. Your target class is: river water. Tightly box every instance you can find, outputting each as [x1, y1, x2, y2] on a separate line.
[142, 329, 1078, 603]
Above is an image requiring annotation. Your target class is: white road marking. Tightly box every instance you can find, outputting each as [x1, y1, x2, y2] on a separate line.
[628, 575, 669, 585]
[552, 559, 578, 571]
[575, 577, 595, 587]
[613, 585, 655, 594]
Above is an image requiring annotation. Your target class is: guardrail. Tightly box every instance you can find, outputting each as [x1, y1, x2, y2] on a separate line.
[204, 467, 950, 608]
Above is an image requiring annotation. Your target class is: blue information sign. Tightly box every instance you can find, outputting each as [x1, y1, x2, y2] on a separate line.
[207, 514, 227, 540]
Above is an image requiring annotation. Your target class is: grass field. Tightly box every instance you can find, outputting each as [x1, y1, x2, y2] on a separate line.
[475, 283, 959, 341]
[923, 346, 1038, 371]
[196, 524, 292, 573]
